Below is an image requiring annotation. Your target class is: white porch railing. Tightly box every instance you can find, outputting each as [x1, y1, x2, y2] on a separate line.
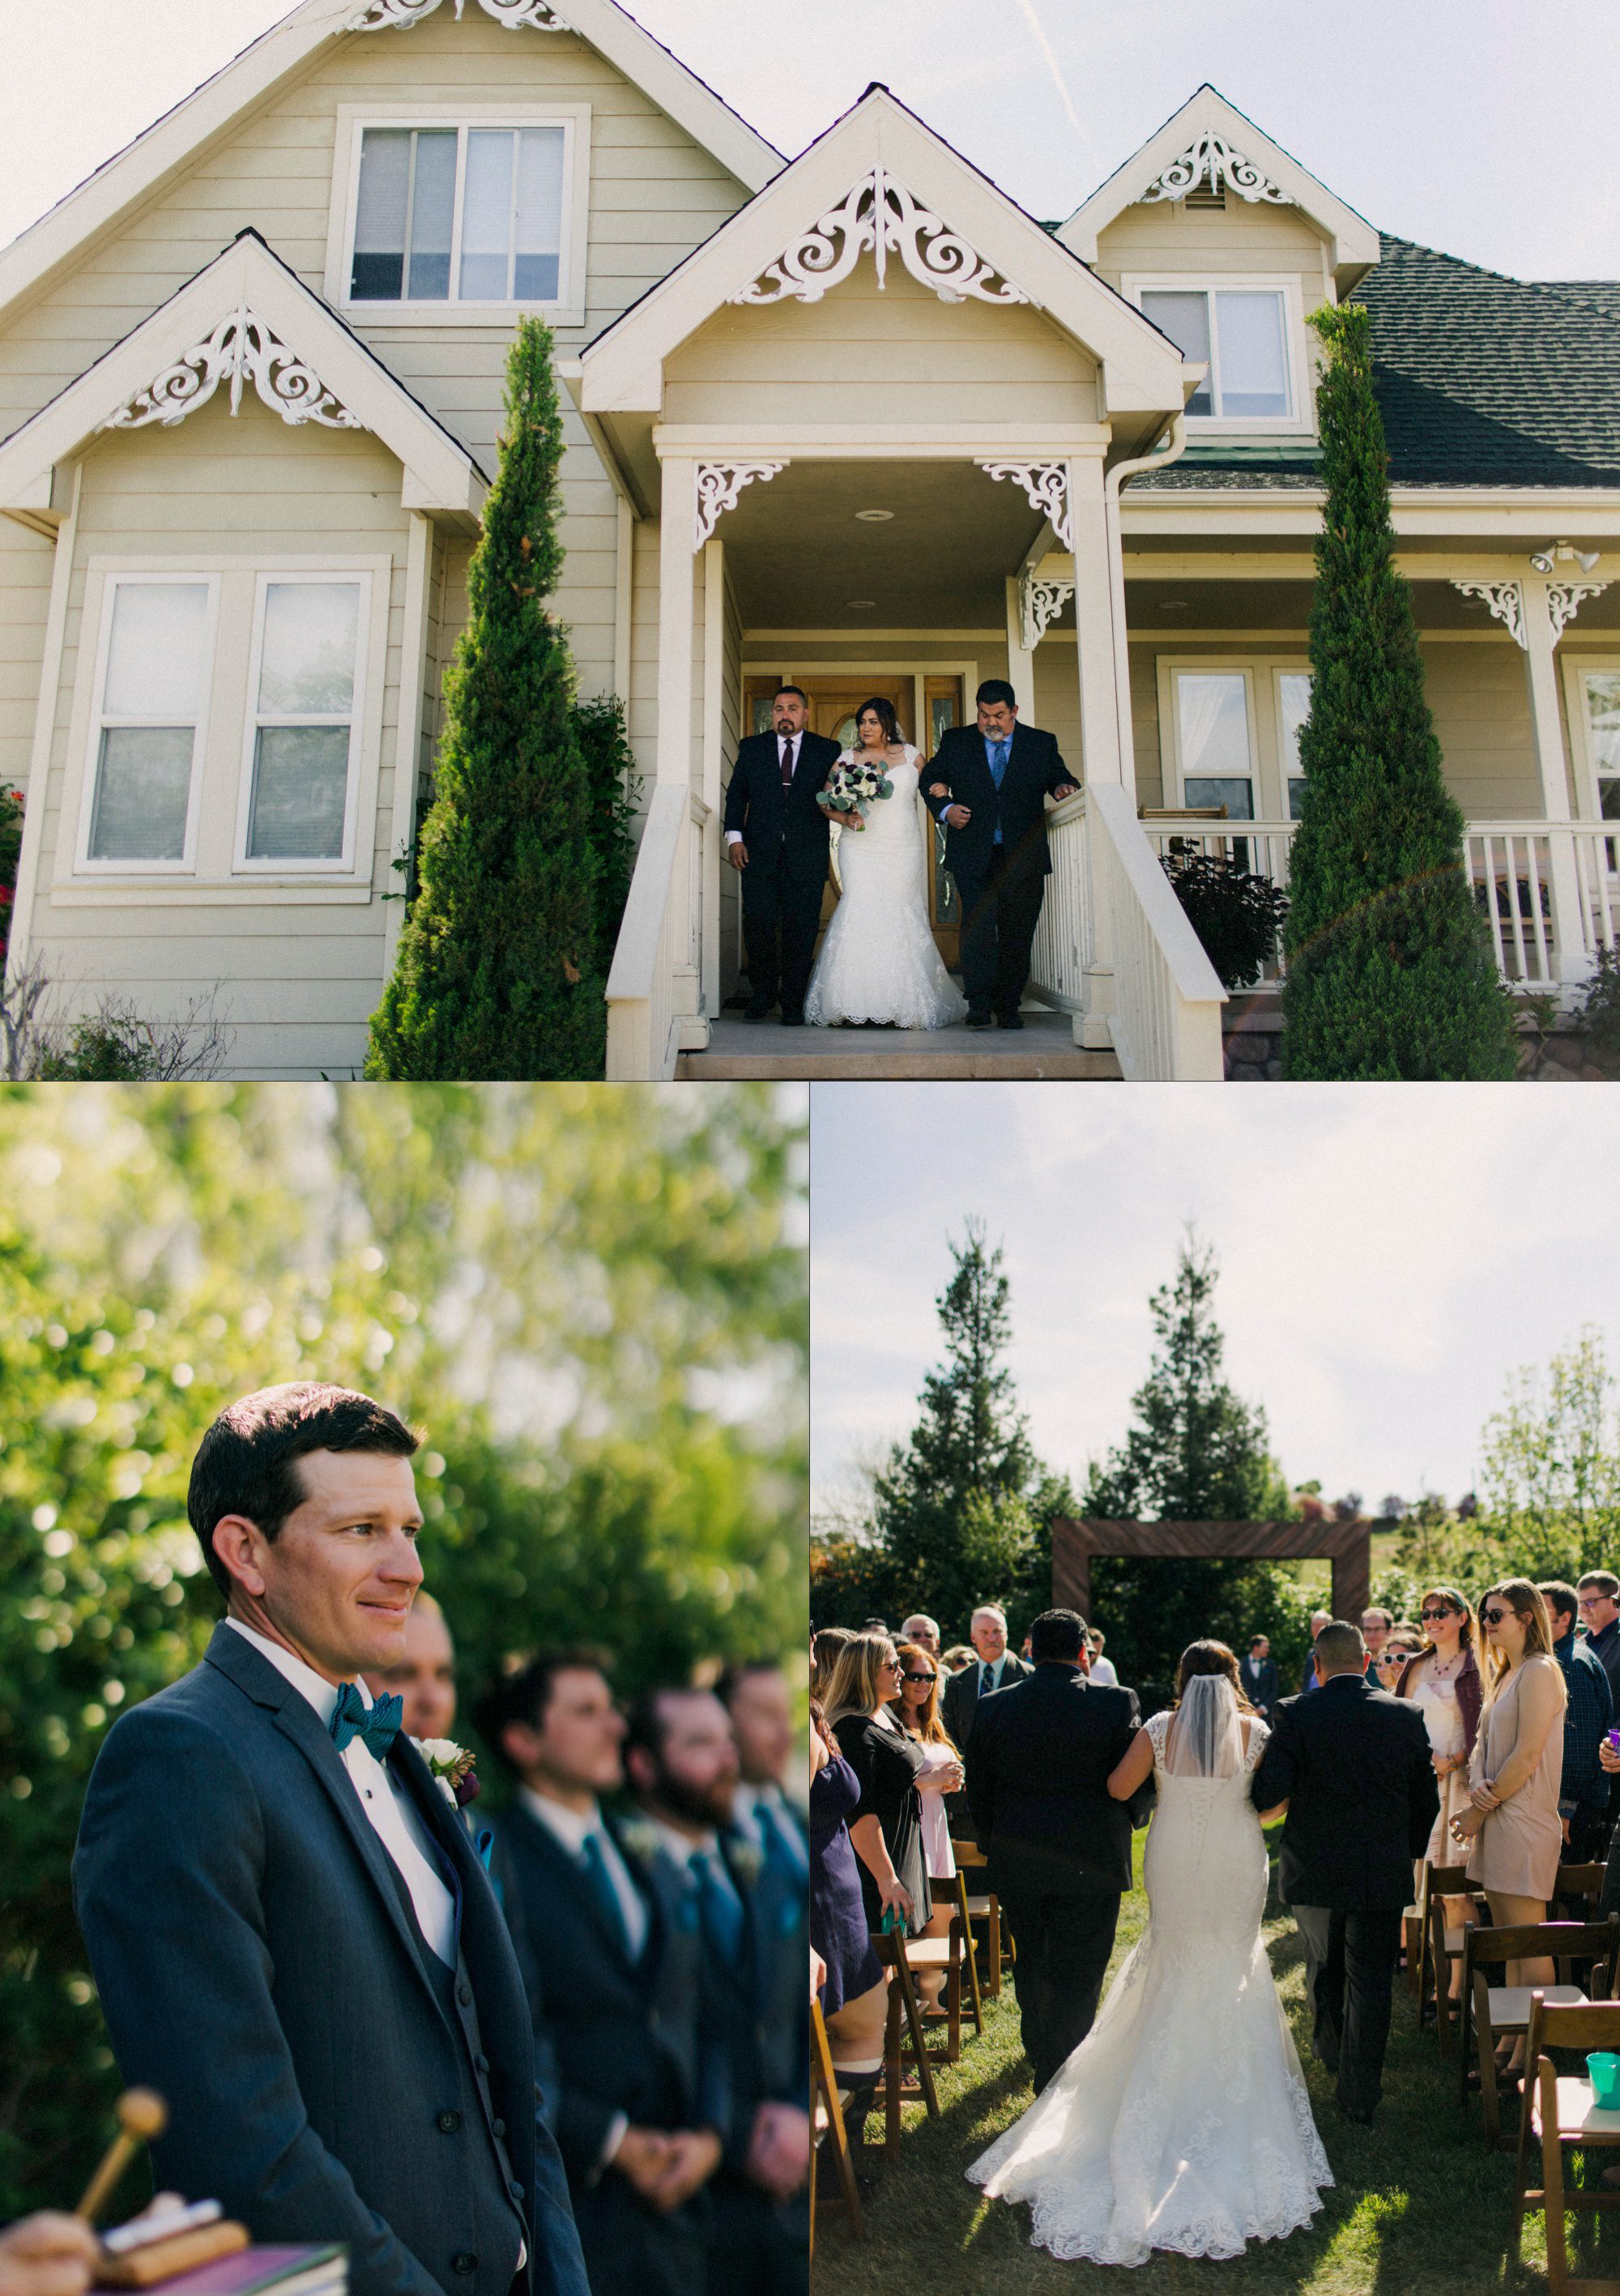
[605, 785, 710, 1081]
[1029, 787, 1226, 1079]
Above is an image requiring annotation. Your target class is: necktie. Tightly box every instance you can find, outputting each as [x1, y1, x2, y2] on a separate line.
[754, 1796, 808, 1882]
[980, 1662, 994, 1698]
[989, 739, 1010, 790]
[580, 1831, 632, 1960]
[330, 1681, 403, 1760]
[780, 737, 795, 791]
[688, 1848, 744, 1959]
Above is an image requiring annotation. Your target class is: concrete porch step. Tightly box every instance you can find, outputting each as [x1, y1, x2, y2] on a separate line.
[676, 1008, 1122, 1080]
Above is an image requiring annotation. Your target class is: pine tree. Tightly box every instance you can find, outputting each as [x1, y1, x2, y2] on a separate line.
[1281, 302, 1516, 1079]
[367, 318, 603, 1079]
[1085, 1235, 1300, 1684]
[867, 1218, 1039, 1631]
[570, 692, 641, 979]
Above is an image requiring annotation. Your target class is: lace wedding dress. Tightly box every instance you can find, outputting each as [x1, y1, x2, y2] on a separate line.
[969, 1684, 1332, 2268]
[804, 749, 966, 1028]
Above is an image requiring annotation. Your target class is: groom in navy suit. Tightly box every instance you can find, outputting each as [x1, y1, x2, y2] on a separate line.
[74, 1384, 587, 2296]
[722, 686, 842, 1026]
[924, 679, 1077, 1029]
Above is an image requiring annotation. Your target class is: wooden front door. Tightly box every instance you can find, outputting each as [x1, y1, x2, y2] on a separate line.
[741, 674, 964, 964]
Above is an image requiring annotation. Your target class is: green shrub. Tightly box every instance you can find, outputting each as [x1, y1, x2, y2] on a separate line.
[1162, 850, 1288, 992]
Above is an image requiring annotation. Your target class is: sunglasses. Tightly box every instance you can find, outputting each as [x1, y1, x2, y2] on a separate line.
[902, 1670, 936, 1684]
[1481, 1606, 1512, 1626]
[1419, 1607, 1458, 1623]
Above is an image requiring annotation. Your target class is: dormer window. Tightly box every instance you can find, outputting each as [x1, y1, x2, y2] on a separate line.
[1128, 276, 1311, 433]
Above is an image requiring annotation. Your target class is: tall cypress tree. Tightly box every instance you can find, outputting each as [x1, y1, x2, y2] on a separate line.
[368, 318, 603, 1079]
[1281, 303, 1516, 1079]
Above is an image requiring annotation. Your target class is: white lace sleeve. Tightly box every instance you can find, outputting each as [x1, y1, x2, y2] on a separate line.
[1242, 1717, 1272, 1773]
[1144, 1709, 1173, 1771]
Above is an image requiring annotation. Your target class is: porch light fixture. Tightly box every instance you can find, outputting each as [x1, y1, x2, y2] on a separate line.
[855, 509, 894, 522]
[846, 599, 876, 608]
[1530, 541, 1601, 575]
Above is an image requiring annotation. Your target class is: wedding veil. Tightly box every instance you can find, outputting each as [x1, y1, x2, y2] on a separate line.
[1162, 1672, 1245, 1779]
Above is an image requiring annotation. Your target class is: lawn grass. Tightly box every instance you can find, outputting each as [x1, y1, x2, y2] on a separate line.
[814, 1827, 1609, 2295]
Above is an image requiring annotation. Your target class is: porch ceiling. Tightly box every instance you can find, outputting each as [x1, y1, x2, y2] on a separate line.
[716, 457, 1042, 625]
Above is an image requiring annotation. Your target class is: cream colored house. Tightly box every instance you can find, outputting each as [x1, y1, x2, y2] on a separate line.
[1, 7, 1615, 1080]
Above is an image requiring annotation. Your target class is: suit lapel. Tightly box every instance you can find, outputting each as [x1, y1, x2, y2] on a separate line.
[518, 1803, 640, 1973]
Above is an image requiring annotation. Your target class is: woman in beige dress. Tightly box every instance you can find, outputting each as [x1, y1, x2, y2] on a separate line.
[1451, 1578, 1567, 2070]
[1396, 1586, 1483, 2001]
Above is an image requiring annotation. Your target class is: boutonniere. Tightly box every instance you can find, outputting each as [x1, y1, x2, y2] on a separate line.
[615, 1816, 661, 1869]
[727, 1838, 763, 1890]
[414, 1737, 480, 1809]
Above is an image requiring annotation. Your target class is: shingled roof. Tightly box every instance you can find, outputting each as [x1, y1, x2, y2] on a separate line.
[1134, 233, 1620, 493]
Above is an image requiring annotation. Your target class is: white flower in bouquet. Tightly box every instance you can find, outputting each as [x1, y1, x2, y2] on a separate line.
[816, 755, 893, 830]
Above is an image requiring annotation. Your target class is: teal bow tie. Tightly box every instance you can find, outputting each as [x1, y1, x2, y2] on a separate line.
[330, 1681, 403, 1760]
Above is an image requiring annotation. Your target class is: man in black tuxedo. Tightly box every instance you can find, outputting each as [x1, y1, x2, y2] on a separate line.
[923, 679, 1077, 1029]
[722, 686, 843, 1025]
[965, 1609, 1149, 2093]
[481, 1655, 728, 2296]
[75, 1384, 587, 2296]
[1250, 1619, 1439, 2124]
[1238, 1634, 1280, 1718]
[940, 1603, 1034, 1756]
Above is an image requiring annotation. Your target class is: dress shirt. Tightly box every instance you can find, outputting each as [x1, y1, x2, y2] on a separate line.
[647, 1817, 746, 1928]
[983, 731, 1010, 844]
[224, 1616, 456, 1965]
[977, 1654, 1013, 1697]
[731, 1781, 809, 1879]
[726, 732, 800, 845]
[1088, 1655, 1119, 1688]
[517, 1787, 650, 1961]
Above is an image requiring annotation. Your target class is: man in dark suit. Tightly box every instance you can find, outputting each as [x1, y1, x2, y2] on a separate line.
[722, 686, 843, 1025]
[1251, 1619, 1439, 2124]
[923, 678, 1077, 1029]
[74, 1383, 587, 2296]
[940, 1603, 1034, 1757]
[965, 1608, 1149, 2093]
[1238, 1635, 1280, 1718]
[480, 1654, 728, 2296]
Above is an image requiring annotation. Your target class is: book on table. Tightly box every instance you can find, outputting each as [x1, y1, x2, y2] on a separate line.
[97, 2247, 346, 2296]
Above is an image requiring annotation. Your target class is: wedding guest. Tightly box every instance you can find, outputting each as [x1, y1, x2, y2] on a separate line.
[823, 1632, 929, 1938]
[1540, 1580, 1613, 1860]
[897, 1640, 967, 1999]
[1300, 1612, 1332, 1692]
[1578, 1573, 1620, 1710]
[1361, 1609, 1392, 1670]
[1395, 1587, 1481, 1999]
[809, 1626, 852, 1703]
[900, 1614, 942, 1658]
[75, 1383, 587, 2296]
[480, 1653, 723, 2296]
[807, 1697, 885, 2138]
[1451, 1580, 1567, 2069]
[364, 1587, 457, 1742]
[940, 1604, 1033, 1753]
[1238, 1635, 1280, 1718]
[1086, 1631, 1119, 1688]
[941, 1644, 975, 1675]
[624, 1690, 808, 2296]
[0, 2217, 98, 2296]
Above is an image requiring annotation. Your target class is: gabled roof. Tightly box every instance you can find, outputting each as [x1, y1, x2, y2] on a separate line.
[1059, 84, 1380, 296]
[0, 0, 784, 330]
[579, 84, 1192, 429]
[0, 230, 487, 523]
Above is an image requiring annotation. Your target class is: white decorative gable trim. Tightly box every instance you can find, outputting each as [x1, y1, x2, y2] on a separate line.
[1547, 582, 1609, 642]
[978, 462, 1072, 553]
[347, 0, 567, 28]
[99, 301, 362, 433]
[1140, 130, 1287, 207]
[1452, 580, 1526, 647]
[1019, 571, 1076, 652]
[694, 463, 786, 549]
[729, 167, 1031, 309]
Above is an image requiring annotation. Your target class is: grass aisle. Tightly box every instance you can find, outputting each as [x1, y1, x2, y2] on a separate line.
[819, 1828, 1571, 2296]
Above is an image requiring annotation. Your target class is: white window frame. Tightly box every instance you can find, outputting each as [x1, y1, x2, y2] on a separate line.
[75, 572, 221, 876]
[1123, 275, 1314, 437]
[326, 104, 591, 328]
[1157, 659, 1264, 820]
[1561, 655, 1620, 827]
[234, 572, 373, 875]
[1273, 664, 1315, 820]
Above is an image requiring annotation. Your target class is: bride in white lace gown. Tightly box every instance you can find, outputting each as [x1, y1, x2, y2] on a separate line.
[970, 1660, 1332, 2268]
[804, 702, 966, 1029]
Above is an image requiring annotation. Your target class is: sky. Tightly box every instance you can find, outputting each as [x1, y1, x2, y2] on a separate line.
[809, 1083, 1620, 1518]
[2, 0, 1617, 279]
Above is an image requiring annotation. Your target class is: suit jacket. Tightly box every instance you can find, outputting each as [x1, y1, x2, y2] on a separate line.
[965, 1663, 1149, 1900]
[923, 722, 1073, 883]
[73, 1624, 587, 2296]
[1250, 1675, 1439, 1910]
[721, 732, 841, 874]
[940, 1652, 1034, 1753]
[1238, 1655, 1280, 1713]
[492, 1803, 731, 2183]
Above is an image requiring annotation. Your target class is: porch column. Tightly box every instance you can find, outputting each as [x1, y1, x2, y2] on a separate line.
[1521, 574, 1586, 986]
[701, 535, 725, 1020]
[655, 455, 701, 1033]
[1066, 455, 1122, 1047]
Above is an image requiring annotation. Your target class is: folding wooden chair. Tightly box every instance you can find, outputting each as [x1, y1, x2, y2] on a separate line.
[1460, 1917, 1616, 2149]
[935, 1870, 985, 2042]
[1421, 1858, 1490, 2054]
[951, 1837, 1013, 1998]
[906, 1914, 971, 2064]
[1514, 1995, 1620, 2294]
[809, 1998, 863, 2259]
[1555, 1863, 1609, 1921]
[869, 1927, 940, 2156]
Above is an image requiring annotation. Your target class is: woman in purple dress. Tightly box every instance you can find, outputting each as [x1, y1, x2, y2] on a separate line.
[810, 1696, 885, 2122]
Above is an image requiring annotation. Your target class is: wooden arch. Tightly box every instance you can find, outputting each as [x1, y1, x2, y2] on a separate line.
[1051, 1517, 1372, 1629]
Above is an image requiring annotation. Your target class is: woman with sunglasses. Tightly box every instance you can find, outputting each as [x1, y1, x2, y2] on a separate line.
[1451, 1579, 1567, 2063]
[896, 1641, 967, 1997]
[822, 1631, 930, 1944]
[1395, 1588, 1482, 1995]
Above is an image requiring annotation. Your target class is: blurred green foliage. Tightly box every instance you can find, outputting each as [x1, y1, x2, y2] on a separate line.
[0, 1081, 807, 2214]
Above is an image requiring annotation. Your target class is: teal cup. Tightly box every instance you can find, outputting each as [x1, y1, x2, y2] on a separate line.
[1588, 2053, 1620, 2108]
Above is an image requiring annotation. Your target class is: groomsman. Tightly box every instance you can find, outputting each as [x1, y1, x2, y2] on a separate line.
[625, 1690, 808, 2296]
[1238, 1636, 1280, 1718]
[940, 1604, 1034, 1752]
[75, 1383, 587, 2296]
[364, 1587, 458, 1742]
[723, 687, 842, 1026]
[482, 1655, 728, 2296]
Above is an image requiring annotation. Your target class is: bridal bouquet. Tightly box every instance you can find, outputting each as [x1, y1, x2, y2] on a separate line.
[816, 756, 893, 830]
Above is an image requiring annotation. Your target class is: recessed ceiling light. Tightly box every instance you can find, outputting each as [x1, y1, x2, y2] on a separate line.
[1159, 599, 1188, 610]
[855, 509, 894, 522]
[846, 599, 876, 608]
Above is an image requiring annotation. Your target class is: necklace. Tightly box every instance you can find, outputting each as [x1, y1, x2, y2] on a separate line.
[1427, 1647, 1463, 1680]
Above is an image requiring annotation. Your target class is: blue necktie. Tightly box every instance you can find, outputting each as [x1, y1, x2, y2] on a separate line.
[689, 1848, 744, 1959]
[980, 1662, 995, 1698]
[988, 739, 1008, 843]
[580, 1831, 632, 1960]
[330, 1681, 402, 1760]
[754, 1797, 808, 1883]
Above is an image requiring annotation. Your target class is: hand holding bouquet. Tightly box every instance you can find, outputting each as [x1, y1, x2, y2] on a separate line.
[816, 755, 893, 829]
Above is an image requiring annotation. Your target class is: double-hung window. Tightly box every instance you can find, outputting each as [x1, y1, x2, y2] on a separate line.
[83, 577, 215, 868]
[1133, 280, 1306, 430]
[240, 578, 366, 868]
[1277, 671, 1313, 819]
[1169, 669, 1256, 820]
[1578, 670, 1620, 822]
